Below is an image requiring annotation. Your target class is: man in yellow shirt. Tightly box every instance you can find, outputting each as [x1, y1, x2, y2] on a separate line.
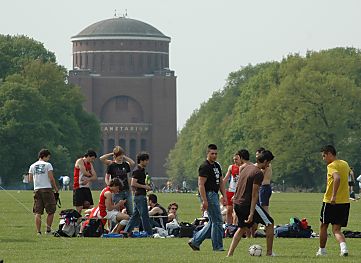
[317, 145, 350, 257]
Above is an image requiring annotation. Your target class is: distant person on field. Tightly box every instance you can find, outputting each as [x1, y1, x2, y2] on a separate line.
[100, 146, 135, 215]
[73, 150, 97, 214]
[227, 150, 275, 257]
[62, 175, 70, 191]
[22, 172, 30, 190]
[28, 149, 59, 235]
[348, 167, 355, 198]
[316, 145, 350, 257]
[188, 144, 226, 252]
[223, 152, 241, 225]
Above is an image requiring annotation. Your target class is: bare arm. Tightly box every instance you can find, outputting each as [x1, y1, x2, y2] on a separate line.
[149, 207, 163, 216]
[123, 156, 135, 168]
[331, 172, 341, 204]
[219, 175, 227, 205]
[77, 159, 92, 177]
[131, 178, 151, 191]
[104, 191, 125, 211]
[99, 153, 113, 166]
[29, 173, 33, 183]
[245, 183, 260, 224]
[105, 173, 111, 185]
[48, 170, 59, 192]
[222, 165, 232, 184]
[198, 176, 207, 211]
[88, 164, 97, 182]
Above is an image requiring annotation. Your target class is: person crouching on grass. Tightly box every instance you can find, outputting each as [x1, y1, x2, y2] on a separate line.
[79, 178, 129, 235]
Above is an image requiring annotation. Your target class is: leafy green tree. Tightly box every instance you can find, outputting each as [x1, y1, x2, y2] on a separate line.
[0, 36, 100, 186]
[167, 48, 361, 190]
[0, 35, 55, 81]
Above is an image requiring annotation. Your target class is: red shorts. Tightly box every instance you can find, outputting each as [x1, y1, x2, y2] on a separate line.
[226, 191, 235, 206]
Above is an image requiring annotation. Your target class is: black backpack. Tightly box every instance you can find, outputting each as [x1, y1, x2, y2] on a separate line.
[83, 218, 104, 237]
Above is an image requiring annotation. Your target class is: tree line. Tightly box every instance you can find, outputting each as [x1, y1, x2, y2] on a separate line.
[166, 48, 361, 191]
[0, 35, 100, 186]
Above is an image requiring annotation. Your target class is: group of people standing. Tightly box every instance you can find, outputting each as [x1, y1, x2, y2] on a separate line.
[188, 144, 351, 257]
[28, 146, 179, 237]
[28, 143, 351, 257]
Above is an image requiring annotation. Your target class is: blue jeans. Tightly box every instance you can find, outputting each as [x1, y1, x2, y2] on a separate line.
[191, 191, 224, 250]
[124, 195, 152, 235]
[113, 190, 133, 216]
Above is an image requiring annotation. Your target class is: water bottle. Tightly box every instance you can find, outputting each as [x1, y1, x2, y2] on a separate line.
[145, 173, 151, 186]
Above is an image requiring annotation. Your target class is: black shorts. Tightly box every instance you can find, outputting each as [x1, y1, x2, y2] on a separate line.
[73, 188, 94, 207]
[348, 181, 354, 187]
[234, 203, 274, 228]
[259, 184, 272, 206]
[320, 202, 350, 227]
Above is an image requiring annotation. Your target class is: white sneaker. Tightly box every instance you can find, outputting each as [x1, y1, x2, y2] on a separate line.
[316, 249, 326, 256]
[340, 249, 349, 257]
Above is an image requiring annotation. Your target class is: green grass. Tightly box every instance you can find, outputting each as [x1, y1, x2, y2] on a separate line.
[1, 191, 361, 262]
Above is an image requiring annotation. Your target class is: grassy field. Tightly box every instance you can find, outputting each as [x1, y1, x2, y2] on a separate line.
[0, 191, 361, 262]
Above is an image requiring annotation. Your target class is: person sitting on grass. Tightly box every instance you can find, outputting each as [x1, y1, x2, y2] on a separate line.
[167, 202, 179, 222]
[79, 178, 129, 235]
[148, 193, 168, 228]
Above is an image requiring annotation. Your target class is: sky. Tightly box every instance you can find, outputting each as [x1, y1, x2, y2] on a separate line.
[1, 0, 361, 129]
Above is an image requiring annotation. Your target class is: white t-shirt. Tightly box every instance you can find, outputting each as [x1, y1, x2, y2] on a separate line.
[29, 160, 53, 190]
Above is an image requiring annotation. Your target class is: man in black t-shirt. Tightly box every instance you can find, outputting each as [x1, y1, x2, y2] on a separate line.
[124, 152, 152, 235]
[188, 144, 226, 252]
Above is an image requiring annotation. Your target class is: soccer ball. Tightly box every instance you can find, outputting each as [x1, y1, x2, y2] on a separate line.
[249, 244, 262, 256]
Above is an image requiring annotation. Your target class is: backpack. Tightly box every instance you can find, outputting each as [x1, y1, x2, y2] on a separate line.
[82, 218, 104, 237]
[179, 222, 196, 238]
[54, 209, 82, 237]
[275, 217, 312, 238]
[224, 224, 238, 238]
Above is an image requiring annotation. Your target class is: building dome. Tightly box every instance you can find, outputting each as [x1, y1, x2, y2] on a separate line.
[72, 17, 170, 41]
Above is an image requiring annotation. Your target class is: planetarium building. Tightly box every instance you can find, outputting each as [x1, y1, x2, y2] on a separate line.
[69, 17, 177, 182]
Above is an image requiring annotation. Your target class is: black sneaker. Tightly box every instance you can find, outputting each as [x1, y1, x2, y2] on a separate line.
[188, 240, 200, 251]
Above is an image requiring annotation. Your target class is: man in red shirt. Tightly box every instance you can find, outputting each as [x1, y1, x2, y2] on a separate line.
[73, 150, 98, 214]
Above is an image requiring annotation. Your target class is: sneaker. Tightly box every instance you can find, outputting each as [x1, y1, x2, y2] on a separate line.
[45, 231, 53, 236]
[188, 240, 200, 251]
[340, 249, 348, 257]
[37, 232, 42, 237]
[266, 252, 276, 257]
[316, 249, 326, 256]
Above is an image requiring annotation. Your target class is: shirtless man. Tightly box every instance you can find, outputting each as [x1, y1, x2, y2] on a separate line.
[256, 147, 273, 214]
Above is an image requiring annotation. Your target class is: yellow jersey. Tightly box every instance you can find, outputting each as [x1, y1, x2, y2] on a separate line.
[323, 159, 350, 204]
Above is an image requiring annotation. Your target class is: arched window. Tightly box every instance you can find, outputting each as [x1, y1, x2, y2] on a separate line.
[141, 139, 147, 151]
[108, 139, 115, 153]
[130, 139, 137, 161]
[119, 139, 126, 150]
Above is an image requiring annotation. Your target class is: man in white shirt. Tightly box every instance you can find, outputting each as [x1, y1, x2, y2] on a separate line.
[29, 149, 59, 235]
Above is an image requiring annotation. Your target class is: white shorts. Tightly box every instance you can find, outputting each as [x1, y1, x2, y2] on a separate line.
[104, 210, 119, 222]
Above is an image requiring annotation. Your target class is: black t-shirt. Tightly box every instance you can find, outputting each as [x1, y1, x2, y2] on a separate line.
[198, 160, 222, 192]
[106, 161, 131, 190]
[132, 165, 146, 196]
